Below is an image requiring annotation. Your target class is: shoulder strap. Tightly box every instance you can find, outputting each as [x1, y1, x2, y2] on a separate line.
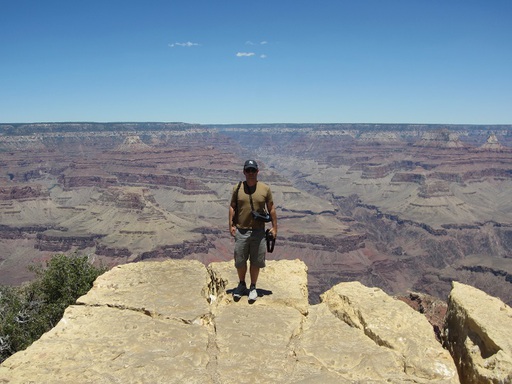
[235, 181, 242, 197]
[248, 182, 268, 216]
[248, 187, 255, 212]
[232, 181, 243, 225]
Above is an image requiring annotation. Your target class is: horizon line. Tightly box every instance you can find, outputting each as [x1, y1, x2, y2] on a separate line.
[2, 121, 512, 127]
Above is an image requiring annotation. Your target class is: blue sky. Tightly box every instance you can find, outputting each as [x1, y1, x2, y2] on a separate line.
[1, 1, 511, 125]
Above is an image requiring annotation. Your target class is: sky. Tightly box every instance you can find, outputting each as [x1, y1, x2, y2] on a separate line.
[1, 0, 511, 125]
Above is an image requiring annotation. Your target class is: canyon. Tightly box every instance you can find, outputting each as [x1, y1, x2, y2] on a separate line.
[1, 122, 512, 306]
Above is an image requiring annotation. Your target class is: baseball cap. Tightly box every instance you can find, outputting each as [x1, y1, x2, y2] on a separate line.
[244, 159, 258, 170]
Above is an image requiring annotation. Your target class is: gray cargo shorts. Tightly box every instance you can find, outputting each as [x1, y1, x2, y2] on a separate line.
[234, 228, 266, 268]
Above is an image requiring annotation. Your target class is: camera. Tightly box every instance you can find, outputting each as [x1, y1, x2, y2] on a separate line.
[265, 229, 275, 252]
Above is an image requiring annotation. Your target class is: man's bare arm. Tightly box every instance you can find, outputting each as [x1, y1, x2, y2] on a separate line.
[267, 201, 277, 238]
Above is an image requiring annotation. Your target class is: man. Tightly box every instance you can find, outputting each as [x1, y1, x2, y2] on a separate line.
[229, 160, 277, 301]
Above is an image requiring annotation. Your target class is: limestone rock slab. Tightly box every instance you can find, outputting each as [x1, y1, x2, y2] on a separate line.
[0, 259, 467, 383]
[77, 259, 210, 323]
[444, 281, 512, 383]
[321, 281, 459, 383]
[297, 303, 405, 382]
[208, 259, 309, 315]
[0, 305, 211, 384]
[214, 304, 304, 383]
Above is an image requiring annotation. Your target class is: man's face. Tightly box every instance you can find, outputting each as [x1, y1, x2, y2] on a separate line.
[244, 167, 258, 180]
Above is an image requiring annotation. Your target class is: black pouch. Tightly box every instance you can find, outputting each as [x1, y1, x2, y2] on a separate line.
[251, 210, 272, 222]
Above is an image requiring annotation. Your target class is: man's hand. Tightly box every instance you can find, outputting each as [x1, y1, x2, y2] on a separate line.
[230, 225, 237, 237]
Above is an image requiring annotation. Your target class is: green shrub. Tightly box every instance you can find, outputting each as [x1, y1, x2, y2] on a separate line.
[0, 253, 107, 363]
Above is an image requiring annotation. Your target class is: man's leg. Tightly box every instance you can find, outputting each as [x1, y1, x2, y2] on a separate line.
[233, 263, 248, 299]
[233, 229, 249, 298]
[248, 229, 266, 301]
[235, 231, 248, 283]
[237, 263, 247, 282]
[248, 264, 260, 301]
[249, 264, 259, 286]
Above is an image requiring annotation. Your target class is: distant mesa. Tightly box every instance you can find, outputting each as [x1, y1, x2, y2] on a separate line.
[114, 135, 152, 152]
[479, 133, 507, 152]
[414, 129, 466, 148]
[358, 131, 401, 143]
[0, 135, 47, 151]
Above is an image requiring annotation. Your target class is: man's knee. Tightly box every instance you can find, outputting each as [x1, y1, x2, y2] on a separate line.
[250, 257, 266, 268]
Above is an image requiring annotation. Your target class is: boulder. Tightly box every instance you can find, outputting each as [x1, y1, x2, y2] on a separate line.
[443, 281, 512, 383]
[320, 281, 458, 382]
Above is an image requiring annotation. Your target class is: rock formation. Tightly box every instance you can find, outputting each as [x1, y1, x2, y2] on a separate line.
[479, 133, 507, 152]
[414, 129, 467, 148]
[114, 135, 152, 152]
[443, 282, 512, 383]
[1, 258, 506, 383]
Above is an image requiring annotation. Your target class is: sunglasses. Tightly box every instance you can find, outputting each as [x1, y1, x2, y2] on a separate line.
[245, 168, 258, 173]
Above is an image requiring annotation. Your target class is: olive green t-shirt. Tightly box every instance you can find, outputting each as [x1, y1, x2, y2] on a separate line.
[231, 181, 273, 230]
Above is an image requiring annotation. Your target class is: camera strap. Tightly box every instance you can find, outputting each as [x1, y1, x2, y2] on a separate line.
[248, 183, 272, 222]
[248, 186, 256, 212]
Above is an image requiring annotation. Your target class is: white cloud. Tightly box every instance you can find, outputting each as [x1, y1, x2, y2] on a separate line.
[236, 52, 255, 57]
[245, 40, 267, 45]
[260, 54, 267, 59]
[168, 41, 200, 48]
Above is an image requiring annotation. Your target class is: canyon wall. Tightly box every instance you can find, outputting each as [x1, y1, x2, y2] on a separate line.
[1, 123, 512, 307]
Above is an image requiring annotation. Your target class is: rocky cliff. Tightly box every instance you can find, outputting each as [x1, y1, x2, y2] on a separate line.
[1, 259, 510, 383]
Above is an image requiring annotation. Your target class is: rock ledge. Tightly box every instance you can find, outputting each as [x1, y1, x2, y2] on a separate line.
[1, 259, 510, 383]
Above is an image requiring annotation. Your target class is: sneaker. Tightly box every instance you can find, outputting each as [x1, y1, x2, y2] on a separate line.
[248, 287, 258, 301]
[233, 281, 247, 298]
